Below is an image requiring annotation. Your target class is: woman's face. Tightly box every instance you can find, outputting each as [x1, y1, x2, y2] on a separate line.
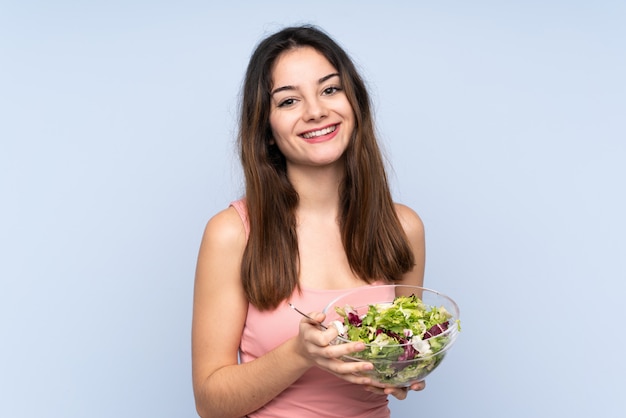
[268, 46, 355, 171]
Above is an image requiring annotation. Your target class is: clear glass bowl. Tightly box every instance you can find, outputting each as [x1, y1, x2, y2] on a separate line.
[322, 284, 460, 387]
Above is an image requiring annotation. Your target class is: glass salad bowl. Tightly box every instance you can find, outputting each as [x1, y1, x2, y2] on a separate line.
[322, 285, 460, 387]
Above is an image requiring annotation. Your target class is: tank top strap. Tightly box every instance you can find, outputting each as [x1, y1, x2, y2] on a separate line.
[230, 198, 250, 240]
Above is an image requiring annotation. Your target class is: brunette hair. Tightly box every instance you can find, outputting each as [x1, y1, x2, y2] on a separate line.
[238, 25, 415, 310]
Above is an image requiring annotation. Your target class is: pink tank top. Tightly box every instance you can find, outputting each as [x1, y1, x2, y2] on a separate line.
[230, 199, 390, 418]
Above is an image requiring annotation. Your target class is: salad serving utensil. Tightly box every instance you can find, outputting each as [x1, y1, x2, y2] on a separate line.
[288, 303, 328, 330]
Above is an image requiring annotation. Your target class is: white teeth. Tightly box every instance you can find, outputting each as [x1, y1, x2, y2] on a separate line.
[302, 125, 336, 139]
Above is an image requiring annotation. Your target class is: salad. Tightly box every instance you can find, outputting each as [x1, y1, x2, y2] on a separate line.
[331, 293, 460, 385]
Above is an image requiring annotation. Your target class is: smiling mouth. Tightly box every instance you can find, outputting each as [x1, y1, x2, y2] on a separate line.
[300, 124, 337, 139]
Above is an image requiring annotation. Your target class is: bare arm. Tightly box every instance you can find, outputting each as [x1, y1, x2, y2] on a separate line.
[191, 208, 375, 417]
[191, 207, 309, 417]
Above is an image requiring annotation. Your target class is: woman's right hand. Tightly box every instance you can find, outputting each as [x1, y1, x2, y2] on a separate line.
[294, 311, 376, 385]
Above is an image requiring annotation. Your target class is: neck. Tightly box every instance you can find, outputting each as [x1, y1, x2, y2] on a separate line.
[287, 162, 344, 215]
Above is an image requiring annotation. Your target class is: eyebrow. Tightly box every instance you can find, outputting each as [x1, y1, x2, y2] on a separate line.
[270, 72, 340, 96]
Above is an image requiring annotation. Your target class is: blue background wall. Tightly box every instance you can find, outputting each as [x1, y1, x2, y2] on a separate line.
[1, 1, 624, 417]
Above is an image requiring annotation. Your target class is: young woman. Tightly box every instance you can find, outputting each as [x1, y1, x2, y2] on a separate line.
[192, 25, 426, 418]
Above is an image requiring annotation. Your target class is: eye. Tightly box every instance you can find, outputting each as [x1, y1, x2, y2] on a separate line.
[277, 98, 297, 108]
[322, 86, 342, 96]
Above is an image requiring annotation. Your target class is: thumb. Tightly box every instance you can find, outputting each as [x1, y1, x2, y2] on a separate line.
[310, 311, 326, 323]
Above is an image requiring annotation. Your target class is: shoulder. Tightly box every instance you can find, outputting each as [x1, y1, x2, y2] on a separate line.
[199, 206, 248, 256]
[194, 206, 248, 312]
[394, 203, 424, 238]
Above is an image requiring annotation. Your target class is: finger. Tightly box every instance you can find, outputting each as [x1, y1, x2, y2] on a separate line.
[318, 362, 373, 385]
[384, 387, 408, 400]
[409, 380, 426, 391]
[323, 340, 366, 358]
[315, 354, 374, 377]
[299, 312, 326, 331]
[309, 311, 326, 324]
[299, 319, 337, 348]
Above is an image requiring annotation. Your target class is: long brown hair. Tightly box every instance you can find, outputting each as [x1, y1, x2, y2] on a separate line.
[238, 25, 415, 310]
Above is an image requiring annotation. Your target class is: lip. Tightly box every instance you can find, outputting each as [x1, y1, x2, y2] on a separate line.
[299, 123, 340, 144]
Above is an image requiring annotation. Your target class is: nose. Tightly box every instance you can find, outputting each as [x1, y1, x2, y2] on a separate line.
[302, 97, 327, 121]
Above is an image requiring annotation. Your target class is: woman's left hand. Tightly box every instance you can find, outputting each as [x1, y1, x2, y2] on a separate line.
[364, 380, 426, 400]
